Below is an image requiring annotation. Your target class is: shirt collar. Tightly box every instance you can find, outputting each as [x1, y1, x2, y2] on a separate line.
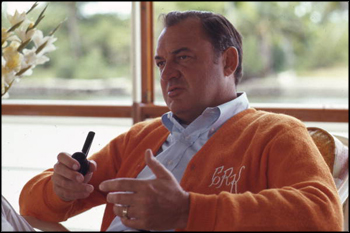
[210, 92, 250, 135]
[162, 92, 250, 136]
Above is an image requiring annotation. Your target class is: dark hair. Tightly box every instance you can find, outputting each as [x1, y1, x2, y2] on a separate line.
[161, 10, 243, 85]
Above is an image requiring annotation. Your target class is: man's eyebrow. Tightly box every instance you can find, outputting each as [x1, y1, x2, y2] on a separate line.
[154, 55, 162, 60]
[171, 47, 191, 55]
[154, 47, 192, 60]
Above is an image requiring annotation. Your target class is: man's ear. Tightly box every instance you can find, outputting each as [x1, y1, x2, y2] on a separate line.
[223, 46, 239, 77]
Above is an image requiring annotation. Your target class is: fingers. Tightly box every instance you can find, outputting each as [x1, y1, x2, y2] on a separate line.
[53, 180, 94, 201]
[105, 191, 138, 220]
[54, 161, 82, 182]
[57, 152, 81, 171]
[52, 152, 95, 201]
[100, 149, 171, 193]
[84, 160, 97, 183]
[100, 178, 144, 193]
[107, 192, 134, 206]
[108, 193, 142, 221]
[99, 149, 186, 230]
[145, 149, 172, 180]
[88, 160, 97, 173]
[113, 204, 137, 220]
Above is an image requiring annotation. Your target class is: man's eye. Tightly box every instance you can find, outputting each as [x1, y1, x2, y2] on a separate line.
[157, 61, 165, 67]
[179, 55, 189, 60]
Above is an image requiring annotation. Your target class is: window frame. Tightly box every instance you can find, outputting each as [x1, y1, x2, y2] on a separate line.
[1, 2, 348, 124]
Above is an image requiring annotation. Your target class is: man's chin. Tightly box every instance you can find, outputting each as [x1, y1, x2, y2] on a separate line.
[169, 106, 199, 125]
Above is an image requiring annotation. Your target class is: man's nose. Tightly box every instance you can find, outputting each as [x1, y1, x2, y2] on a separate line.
[160, 61, 180, 81]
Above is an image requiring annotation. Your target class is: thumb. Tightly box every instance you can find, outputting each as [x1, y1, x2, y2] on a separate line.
[145, 149, 172, 180]
[84, 160, 97, 183]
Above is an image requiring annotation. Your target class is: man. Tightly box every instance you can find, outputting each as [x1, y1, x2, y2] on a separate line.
[19, 11, 343, 231]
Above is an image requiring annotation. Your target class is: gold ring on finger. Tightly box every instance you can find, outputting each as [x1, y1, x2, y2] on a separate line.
[122, 206, 130, 219]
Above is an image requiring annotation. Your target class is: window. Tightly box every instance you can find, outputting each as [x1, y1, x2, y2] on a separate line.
[2, 1, 348, 122]
[2, 1, 133, 104]
[153, 2, 348, 107]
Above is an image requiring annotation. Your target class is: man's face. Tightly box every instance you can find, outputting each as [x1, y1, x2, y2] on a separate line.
[155, 18, 234, 124]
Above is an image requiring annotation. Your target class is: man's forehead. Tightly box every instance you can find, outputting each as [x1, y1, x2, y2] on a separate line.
[156, 36, 201, 57]
[156, 19, 207, 53]
[159, 18, 202, 37]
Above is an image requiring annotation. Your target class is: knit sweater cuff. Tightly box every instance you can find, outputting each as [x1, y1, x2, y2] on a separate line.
[45, 179, 74, 210]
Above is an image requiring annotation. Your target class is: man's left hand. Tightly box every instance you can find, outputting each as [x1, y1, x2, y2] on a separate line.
[99, 149, 189, 230]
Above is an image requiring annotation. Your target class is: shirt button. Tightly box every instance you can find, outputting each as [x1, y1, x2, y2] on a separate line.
[167, 161, 173, 166]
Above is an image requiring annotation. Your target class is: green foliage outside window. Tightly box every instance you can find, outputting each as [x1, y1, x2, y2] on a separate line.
[154, 2, 348, 79]
[1, 2, 348, 103]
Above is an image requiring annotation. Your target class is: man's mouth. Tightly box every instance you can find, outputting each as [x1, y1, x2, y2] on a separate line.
[168, 86, 184, 98]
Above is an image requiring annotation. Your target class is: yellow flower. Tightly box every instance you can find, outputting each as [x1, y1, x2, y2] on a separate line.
[1, 2, 62, 98]
[3, 41, 23, 73]
[2, 28, 10, 46]
[2, 28, 14, 47]
[1, 68, 7, 96]
[2, 56, 17, 98]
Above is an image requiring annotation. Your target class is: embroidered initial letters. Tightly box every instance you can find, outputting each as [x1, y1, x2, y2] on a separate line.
[209, 165, 245, 193]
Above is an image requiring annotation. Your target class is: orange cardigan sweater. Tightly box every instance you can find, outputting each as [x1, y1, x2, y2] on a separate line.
[19, 108, 343, 231]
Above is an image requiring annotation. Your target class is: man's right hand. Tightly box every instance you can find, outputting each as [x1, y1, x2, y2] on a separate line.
[51, 152, 97, 202]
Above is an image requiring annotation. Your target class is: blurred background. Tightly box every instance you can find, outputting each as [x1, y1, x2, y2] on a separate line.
[1, 1, 348, 105]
